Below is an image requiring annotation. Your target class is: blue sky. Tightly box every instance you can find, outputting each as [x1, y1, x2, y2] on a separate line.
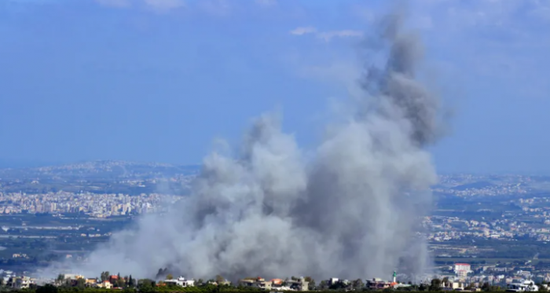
[0, 0, 549, 173]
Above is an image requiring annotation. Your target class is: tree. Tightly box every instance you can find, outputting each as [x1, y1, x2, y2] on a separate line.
[36, 284, 58, 293]
[319, 280, 328, 290]
[308, 280, 316, 290]
[128, 275, 134, 287]
[117, 277, 126, 288]
[56, 274, 65, 283]
[491, 285, 504, 291]
[138, 279, 155, 293]
[353, 279, 364, 291]
[166, 274, 173, 280]
[215, 275, 225, 284]
[76, 278, 86, 289]
[100, 271, 110, 282]
[304, 277, 315, 291]
[429, 278, 442, 291]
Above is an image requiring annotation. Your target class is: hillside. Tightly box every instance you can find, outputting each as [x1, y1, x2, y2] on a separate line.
[0, 161, 200, 195]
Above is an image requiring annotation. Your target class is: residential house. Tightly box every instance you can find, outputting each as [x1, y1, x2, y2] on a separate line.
[255, 278, 272, 290]
[19, 277, 33, 289]
[97, 281, 113, 289]
[207, 279, 231, 286]
[239, 277, 308, 291]
[64, 274, 84, 280]
[85, 278, 98, 287]
[366, 278, 392, 290]
[239, 277, 272, 290]
[7, 277, 33, 289]
[163, 277, 195, 287]
[285, 277, 309, 291]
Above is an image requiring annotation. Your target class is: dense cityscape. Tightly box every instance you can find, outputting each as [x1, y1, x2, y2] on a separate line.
[0, 192, 182, 216]
[0, 161, 549, 292]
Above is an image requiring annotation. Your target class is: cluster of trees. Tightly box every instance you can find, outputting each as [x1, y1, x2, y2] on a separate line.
[3, 280, 549, 293]
[5, 272, 550, 293]
[27, 284, 271, 293]
[34, 272, 242, 293]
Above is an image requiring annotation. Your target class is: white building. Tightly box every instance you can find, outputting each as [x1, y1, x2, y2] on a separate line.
[164, 277, 195, 287]
[507, 280, 539, 292]
[7, 276, 34, 289]
[454, 263, 472, 278]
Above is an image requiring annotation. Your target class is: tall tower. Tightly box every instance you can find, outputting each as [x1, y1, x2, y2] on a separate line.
[393, 271, 397, 283]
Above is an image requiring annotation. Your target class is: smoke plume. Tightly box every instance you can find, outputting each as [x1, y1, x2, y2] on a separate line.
[45, 9, 444, 282]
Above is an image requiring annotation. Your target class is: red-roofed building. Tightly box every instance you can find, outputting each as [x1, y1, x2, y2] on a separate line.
[109, 275, 119, 284]
[454, 263, 472, 278]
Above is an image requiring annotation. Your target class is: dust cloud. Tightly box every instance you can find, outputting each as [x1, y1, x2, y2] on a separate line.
[43, 9, 444, 282]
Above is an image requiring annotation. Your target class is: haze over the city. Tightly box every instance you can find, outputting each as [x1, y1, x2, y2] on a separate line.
[0, 0, 549, 174]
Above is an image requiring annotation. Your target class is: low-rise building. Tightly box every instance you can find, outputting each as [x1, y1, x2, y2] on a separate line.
[239, 277, 308, 291]
[163, 277, 195, 287]
[96, 281, 112, 289]
[285, 278, 309, 291]
[455, 263, 472, 278]
[7, 276, 34, 289]
[85, 278, 98, 286]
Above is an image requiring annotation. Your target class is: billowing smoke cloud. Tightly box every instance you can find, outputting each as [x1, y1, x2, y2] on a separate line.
[43, 9, 443, 282]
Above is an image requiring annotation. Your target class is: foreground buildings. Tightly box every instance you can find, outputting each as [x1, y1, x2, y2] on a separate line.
[162, 276, 195, 287]
[2, 265, 550, 292]
[238, 277, 308, 291]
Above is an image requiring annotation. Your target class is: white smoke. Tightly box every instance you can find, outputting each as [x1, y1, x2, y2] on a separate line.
[43, 10, 444, 282]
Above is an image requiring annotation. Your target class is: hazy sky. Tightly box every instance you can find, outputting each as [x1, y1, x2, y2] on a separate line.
[0, 0, 549, 173]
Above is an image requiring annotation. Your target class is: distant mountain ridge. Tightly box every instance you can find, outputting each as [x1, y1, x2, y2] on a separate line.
[451, 181, 496, 191]
[0, 160, 200, 176]
[2, 161, 550, 196]
[0, 158, 63, 169]
[0, 160, 200, 195]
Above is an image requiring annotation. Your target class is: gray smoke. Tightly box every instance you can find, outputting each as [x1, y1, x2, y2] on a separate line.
[43, 10, 443, 282]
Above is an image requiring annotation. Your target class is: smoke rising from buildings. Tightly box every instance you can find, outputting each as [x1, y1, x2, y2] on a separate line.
[45, 10, 444, 281]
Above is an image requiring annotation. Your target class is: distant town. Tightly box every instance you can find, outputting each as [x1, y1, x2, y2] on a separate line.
[0, 191, 182, 216]
[1, 161, 550, 292]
